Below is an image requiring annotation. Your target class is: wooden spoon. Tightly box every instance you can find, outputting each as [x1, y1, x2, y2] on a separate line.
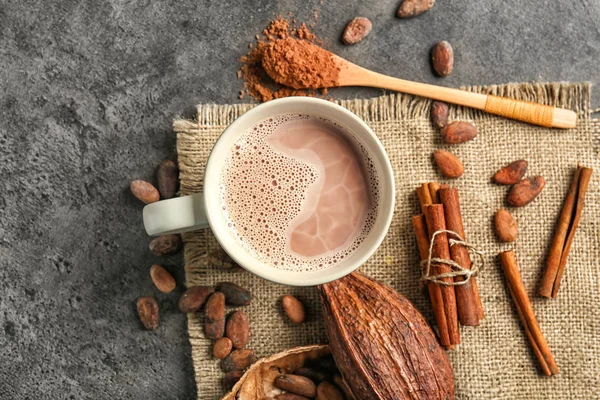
[263, 47, 576, 129]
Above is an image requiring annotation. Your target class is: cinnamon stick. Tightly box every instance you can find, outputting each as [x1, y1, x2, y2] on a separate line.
[499, 250, 559, 376]
[424, 204, 460, 346]
[439, 187, 484, 326]
[540, 165, 593, 298]
[412, 214, 451, 348]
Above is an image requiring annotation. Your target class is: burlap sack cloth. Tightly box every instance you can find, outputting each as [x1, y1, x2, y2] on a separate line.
[174, 82, 599, 399]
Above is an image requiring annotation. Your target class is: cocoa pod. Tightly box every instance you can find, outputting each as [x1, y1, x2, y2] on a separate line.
[222, 349, 257, 372]
[397, 0, 435, 18]
[431, 41, 453, 77]
[223, 370, 244, 390]
[430, 101, 449, 129]
[493, 160, 528, 185]
[179, 286, 214, 313]
[433, 150, 464, 178]
[130, 180, 159, 204]
[150, 264, 176, 293]
[316, 381, 344, 400]
[226, 310, 250, 349]
[293, 367, 329, 383]
[137, 296, 159, 330]
[149, 234, 182, 256]
[333, 374, 355, 400]
[274, 374, 317, 398]
[275, 394, 309, 400]
[282, 295, 306, 324]
[342, 17, 372, 45]
[206, 317, 225, 340]
[495, 209, 518, 242]
[319, 272, 454, 399]
[220, 345, 329, 400]
[441, 121, 477, 144]
[507, 176, 545, 207]
[205, 292, 226, 322]
[216, 282, 252, 306]
[157, 159, 178, 199]
[213, 337, 233, 359]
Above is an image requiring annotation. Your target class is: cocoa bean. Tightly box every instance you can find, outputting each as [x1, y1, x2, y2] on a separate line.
[205, 317, 225, 340]
[205, 292, 226, 322]
[222, 349, 256, 372]
[493, 160, 528, 185]
[431, 41, 453, 77]
[507, 176, 545, 207]
[223, 370, 243, 390]
[495, 209, 518, 242]
[216, 282, 252, 306]
[441, 121, 477, 144]
[281, 295, 306, 324]
[179, 286, 214, 313]
[130, 180, 159, 204]
[226, 310, 249, 349]
[137, 296, 159, 330]
[213, 337, 233, 359]
[293, 367, 329, 383]
[342, 17, 372, 45]
[209, 248, 241, 270]
[433, 150, 464, 178]
[430, 101, 449, 129]
[149, 234, 182, 256]
[274, 374, 317, 398]
[274, 394, 309, 400]
[397, 0, 435, 18]
[316, 381, 344, 400]
[157, 159, 178, 199]
[150, 264, 176, 293]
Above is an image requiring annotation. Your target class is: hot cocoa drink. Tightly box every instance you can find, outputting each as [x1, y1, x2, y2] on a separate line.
[219, 114, 379, 271]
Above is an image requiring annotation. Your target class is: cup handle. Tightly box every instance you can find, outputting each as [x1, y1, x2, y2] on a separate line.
[143, 193, 209, 236]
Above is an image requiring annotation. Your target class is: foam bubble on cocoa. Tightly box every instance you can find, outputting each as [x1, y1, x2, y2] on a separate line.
[219, 113, 379, 271]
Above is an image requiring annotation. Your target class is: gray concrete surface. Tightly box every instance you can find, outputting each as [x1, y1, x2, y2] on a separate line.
[0, 0, 598, 398]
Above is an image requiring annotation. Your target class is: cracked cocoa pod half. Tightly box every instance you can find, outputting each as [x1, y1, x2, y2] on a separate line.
[220, 345, 330, 400]
[319, 272, 454, 399]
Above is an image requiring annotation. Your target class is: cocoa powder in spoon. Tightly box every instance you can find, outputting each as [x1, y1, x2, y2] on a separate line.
[262, 38, 340, 90]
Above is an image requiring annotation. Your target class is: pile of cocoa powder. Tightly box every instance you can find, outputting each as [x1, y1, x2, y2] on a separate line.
[238, 17, 337, 102]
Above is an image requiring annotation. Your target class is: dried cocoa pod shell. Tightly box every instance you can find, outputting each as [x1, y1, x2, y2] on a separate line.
[220, 345, 330, 400]
[431, 40, 454, 77]
[441, 121, 477, 144]
[274, 374, 316, 398]
[226, 310, 250, 349]
[397, 0, 435, 18]
[206, 292, 226, 322]
[157, 159, 179, 199]
[493, 160, 528, 185]
[430, 101, 449, 128]
[179, 286, 214, 313]
[137, 296, 159, 330]
[130, 180, 159, 204]
[507, 176, 546, 207]
[319, 272, 454, 399]
[149, 234, 182, 256]
[333, 374, 355, 400]
[216, 282, 252, 306]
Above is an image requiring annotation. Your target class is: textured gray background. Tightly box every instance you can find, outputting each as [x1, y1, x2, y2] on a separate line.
[0, 0, 598, 399]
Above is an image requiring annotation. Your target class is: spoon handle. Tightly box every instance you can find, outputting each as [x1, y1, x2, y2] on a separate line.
[348, 68, 577, 128]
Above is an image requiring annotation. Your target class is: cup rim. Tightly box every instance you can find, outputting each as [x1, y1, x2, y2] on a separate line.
[203, 97, 395, 286]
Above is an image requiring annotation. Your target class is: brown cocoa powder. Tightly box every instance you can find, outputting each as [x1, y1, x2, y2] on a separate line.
[238, 17, 335, 102]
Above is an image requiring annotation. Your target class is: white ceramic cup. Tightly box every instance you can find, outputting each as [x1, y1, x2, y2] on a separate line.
[143, 97, 395, 286]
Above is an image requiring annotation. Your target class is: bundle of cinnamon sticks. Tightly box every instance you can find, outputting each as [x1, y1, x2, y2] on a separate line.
[412, 182, 484, 349]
